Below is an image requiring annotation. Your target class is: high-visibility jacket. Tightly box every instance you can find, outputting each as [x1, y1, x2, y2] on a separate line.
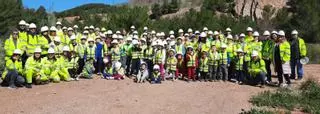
[139, 45, 147, 58]
[226, 42, 235, 60]
[75, 33, 82, 44]
[199, 42, 210, 52]
[153, 72, 160, 78]
[25, 34, 48, 56]
[111, 47, 121, 61]
[56, 29, 63, 37]
[235, 56, 244, 70]
[85, 46, 96, 59]
[219, 51, 228, 65]
[50, 43, 64, 58]
[153, 50, 163, 64]
[245, 35, 254, 43]
[19, 31, 28, 42]
[248, 59, 266, 76]
[77, 43, 87, 59]
[187, 54, 197, 67]
[248, 41, 262, 58]
[144, 47, 153, 60]
[261, 40, 274, 60]
[131, 49, 141, 60]
[25, 56, 42, 72]
[199, 57, 209, 72]
[234, 42, 250, 62]
[186, 41, 198, 49]
[208, 51, 220, 66]
[40, 57, 59, 78]
[59, 34, 70, 46]
[298, 38, 307, 57]
[4, 36, 26, 59]
[279, 41, 291, 62]
[68, 57, 79, 69]
[166, 57, 177, 71]
[121, 44, 132, 56]
[211, 40, 222, 50]
[175, 44, 185, 56]
[2, 59, 23, 79]
[89, 33, 96, 40]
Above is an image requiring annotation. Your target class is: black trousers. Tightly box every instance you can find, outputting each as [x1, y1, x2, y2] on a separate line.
[77, 58, 85, 75]
[1, 71, 25, 87]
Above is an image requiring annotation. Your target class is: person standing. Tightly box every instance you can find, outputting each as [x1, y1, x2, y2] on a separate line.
[289, 30, 307, 80]
[261, 31, 274, 83]
[273, 30, 291, 87]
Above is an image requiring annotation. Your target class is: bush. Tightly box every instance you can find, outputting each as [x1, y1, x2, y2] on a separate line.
[249, 79, 320, 113]
[306, 44, 320, 64]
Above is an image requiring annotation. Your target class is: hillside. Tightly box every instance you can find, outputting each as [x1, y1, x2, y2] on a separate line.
[54, 3, 116, 17]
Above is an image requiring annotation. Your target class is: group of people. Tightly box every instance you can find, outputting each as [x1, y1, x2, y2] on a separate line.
[1, 20, 307, 89]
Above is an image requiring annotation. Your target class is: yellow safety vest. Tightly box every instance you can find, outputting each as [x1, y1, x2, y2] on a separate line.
[200, 58, 209, 72]
[166, 57, 177, 71]
[187, 54, 196, 67]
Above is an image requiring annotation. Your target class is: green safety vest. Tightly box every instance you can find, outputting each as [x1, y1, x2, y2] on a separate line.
[235, 56, 244, 70]
[187, 54, 196, 67]
[219, 51, 228, 65]
[167, 57, 177, 71]
[208, 51, 219, 66]
[86, 46, 95, 59]
[199, 58, 209, 72]
[111, 47, 121, 61]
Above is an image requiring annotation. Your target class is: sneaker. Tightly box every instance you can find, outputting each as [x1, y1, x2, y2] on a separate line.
[25, 83, 32, 88]
[8, 85, 17, 89]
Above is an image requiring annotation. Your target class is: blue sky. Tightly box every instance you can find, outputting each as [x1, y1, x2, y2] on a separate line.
[22, 0, 128, 12]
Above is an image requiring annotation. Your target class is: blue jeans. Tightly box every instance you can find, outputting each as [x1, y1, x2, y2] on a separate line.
[290, 59, 303, 79]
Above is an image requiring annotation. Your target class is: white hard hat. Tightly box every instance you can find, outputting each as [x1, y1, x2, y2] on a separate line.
[133, 31, 138, 34]
[88, 38, 94, 42]
[200, 32, 207, 37]
[56, 21, 62, 25]
[67, 27, 73, 31]
[131, 25, 135, 29]
[81, 36, 87, 40]
[50, 26, 57, 31]
[291, 30, 298, 35]
[112, 34, 118, 39]
[83, 30, 89, 34]
[101, 27, 106, 31]
[95, 27, 100, 31]
[133, 35, 139, 39]
[263, 31, 270, 36]
[143, 27, 148, 30]
[177, 36, 182, 40]
[115, 62, 122, 69]
[178, 29, 184, 33]
[151, 30, 156, 34]
[160, 32, 165, 37]
[184, 33, 189, 36]
[62, 26, 67, 30]
[195, 30, 200, 34]
[19, 20, 26, 25]
[251, 51, 259, 57]
[236, 48, 243, 53]
[169, 30, 174, 35]
[188, 28, 193, 33]
[226, 28, 232, 32]
[226, 34, 233, 39]
[151, 41, 156, 46]
[140, 38, 146, 42]
[70, 35, 76, 40]
[25, 23, 29, 27]
[13, 49, 22, 55]
[126, 36, 133, 41]
[213, 31, 219, 35]
[107, 30, 113, 34]
[34, 48, 42, 53]
[170, 35, 175, 38]
[100, 33, 106, 38]
[48, 48, 55, 54]
[41, 26, 49, 32]
[73, 25, 78, 29]
[187, 45, 193, 49]
[156, 33, 161, 37]
[278, 30, 285, 36]
[253, 31, 260, 37]
[54, 36, 61, 42]
[239, 33, 245, 37]
[29, 23, 37, 29]
[111, 40, 119, 44]
[118, 35, 124, 39]
[153, 65, 160, 70]
[221, 43, 227, 48]
[208, 31, 213, 35]
[162, 40, 167, 45]
[143, 32, 148, 36]
[271, 31, 277, 34]
[300, 57, 309, 64]
[62, 46, 70, 52]
[246, 27, 253, 32]
[116, 31, 121, 34]
[132, 40, 139, 45]
[203, 27, 208, 31]
[169, 49, 175, 53]
[84, 26, 89, 30]
[89, 25, 94, 29]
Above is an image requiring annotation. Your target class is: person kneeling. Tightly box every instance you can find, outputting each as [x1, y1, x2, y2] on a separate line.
[1, 49, 25, 88]
[151, 65, 161, 84]
[248, 51, 266, 88]
[136, 62, 149, 83]
[107, 62, 125, 80]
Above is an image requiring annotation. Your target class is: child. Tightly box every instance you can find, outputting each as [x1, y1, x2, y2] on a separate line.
[77, 36, 87, 75]
[166, 49, 178, 81]
[81, 58, 95, 79]
[68, 50, 79, 80]
[208, 44, 220, 82]
[153, 40, 166, 80]
[234, 48, 245, 84]
[176, 52, 184, 79]
[185, 46, 198, 82]
[219, 44, 229, 81]
[110, 40, 121, 71]
[1, 49, 25, 88]
[107, 62, 125, 80]
[129, 40, 142, 77]
[151, 65, 161, 84]
[199, 51, 209, 82]
[136, 62, 149, 83]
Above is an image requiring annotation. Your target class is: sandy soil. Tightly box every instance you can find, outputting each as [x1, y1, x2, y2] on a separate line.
[0, 64, 318, 114]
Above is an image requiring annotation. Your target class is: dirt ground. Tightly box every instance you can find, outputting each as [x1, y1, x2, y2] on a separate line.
[0, 64, 319, 114]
